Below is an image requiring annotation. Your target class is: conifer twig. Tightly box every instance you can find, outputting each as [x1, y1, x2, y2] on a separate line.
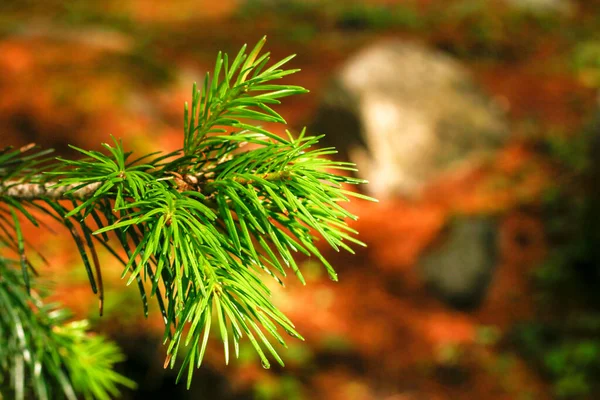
[1, 38, 377, 391]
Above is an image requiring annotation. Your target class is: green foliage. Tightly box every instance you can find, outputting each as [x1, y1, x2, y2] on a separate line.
[512, 120, 600, 398]
[513, 322, 600, 399]
[0, 256, 135, 399]
[546, 341, 600, 398]
[0, 37, 373, 392]
[255, 374, 304, 400]
[332, 3, 423, 31]
[237, 0, 574, 62]
[239, 0, 424, 32]
[544, 129, 594, 174]
[572, 40, 600, 88]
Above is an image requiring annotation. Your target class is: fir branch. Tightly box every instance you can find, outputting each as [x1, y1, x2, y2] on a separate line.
[0, 256, 135, 400]
[1, 38, 377, 390]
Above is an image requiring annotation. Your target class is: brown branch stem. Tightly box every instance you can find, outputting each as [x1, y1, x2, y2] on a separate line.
[0, 182, 102, 200]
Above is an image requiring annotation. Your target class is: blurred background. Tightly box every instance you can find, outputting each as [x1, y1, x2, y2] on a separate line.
[2, 0, 600, 398]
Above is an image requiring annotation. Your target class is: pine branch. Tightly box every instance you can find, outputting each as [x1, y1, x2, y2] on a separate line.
[0, 256, 135, 400]
[1, 37, 377, 390]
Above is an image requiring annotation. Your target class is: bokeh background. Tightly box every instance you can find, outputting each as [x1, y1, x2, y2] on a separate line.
[2, 0, 600, 398]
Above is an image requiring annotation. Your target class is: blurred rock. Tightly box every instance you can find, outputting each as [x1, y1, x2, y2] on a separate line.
[418, 217, 498, 310]
[310, 40, 508, 199]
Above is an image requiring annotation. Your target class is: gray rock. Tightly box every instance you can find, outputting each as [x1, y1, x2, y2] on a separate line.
[418, 217, 498, 310]
[310, 40, 509, 199]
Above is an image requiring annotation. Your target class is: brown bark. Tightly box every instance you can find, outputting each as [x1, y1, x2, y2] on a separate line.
[0, 182, 101, 200]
